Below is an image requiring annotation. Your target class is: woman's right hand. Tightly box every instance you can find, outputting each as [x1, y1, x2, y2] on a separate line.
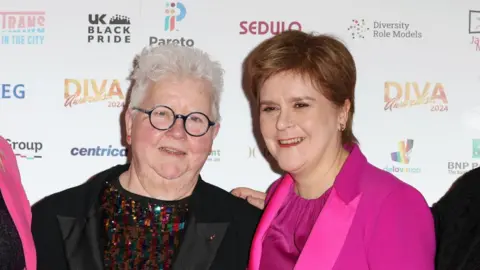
[231, 187, 266, 210]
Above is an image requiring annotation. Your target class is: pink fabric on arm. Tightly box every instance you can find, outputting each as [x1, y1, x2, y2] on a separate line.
[366, 185, 436, 270]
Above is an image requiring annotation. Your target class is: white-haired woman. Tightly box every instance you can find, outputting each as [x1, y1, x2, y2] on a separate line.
[31, 45, 262, 270]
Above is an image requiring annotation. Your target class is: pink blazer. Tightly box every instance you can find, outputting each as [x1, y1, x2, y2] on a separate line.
[0, 136, 36, 269]
[249, 144, 435, 270]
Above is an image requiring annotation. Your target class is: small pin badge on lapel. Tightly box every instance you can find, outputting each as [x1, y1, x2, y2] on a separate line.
[208, 234, 216, 241]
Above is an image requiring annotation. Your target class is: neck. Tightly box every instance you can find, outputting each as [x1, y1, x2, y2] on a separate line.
[120, 161, 198, 201]
[292, 143, 349, 199]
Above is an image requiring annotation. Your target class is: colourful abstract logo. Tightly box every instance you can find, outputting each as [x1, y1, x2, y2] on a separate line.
[165, 1, 187, 31]
[347, 19, 369, 39]
[391, 139, 414, 164]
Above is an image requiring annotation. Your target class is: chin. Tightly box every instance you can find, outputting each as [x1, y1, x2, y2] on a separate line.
[154, 165, 187, 180]
[277, 159, 305, 174]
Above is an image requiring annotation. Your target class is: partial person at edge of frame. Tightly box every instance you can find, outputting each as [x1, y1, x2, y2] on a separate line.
[0, 136, 37, 269]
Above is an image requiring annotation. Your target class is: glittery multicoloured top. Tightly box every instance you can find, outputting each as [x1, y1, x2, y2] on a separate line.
[100, 179, 189, 270]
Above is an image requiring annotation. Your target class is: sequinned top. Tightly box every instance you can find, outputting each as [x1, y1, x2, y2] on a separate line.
[0, 190, 25, 270]
[101, 179, 189, 270]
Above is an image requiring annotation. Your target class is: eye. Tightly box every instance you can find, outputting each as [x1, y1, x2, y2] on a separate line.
[189, 115, 204, 123]
[262, 106, 276, 112]
[154, 111, 167, 117]
[294, 102, 309, 108]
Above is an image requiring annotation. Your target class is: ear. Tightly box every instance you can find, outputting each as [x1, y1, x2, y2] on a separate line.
[212, 122, 221, 139]
[338, 99, 351, 126]
[125, 108, 134, 144]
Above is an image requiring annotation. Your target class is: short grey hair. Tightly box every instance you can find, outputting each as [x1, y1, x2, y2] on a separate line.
[129, 44, 225, 121]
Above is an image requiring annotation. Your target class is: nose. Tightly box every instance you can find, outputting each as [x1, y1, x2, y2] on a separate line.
[275, 109, 293, 131]
[165, 117, 187, 139]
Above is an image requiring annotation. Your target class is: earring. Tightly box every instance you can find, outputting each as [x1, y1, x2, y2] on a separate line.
[126, 135, 131, 143]
[339, 123, 345, 132]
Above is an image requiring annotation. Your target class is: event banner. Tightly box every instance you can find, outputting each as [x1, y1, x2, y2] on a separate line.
[1, 0, 480, 205]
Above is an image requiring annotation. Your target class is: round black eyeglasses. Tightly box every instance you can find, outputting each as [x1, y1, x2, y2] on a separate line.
[133, 105, 216, 137]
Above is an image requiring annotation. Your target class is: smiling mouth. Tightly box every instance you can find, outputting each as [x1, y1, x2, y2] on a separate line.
[278, 137, 305, 147]
[159, 147, 186, 155]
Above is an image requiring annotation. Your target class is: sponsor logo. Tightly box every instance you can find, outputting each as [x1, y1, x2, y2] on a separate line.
[384, 82, 448, 112]
[149, 1, 194, 47]
[347, 19, 369, 39]
[448, 139, 480, 175]
[1, 84, 26, 99]
[348, 19, 422, 39]
[473, 139, 480, 158]
[248, 146, 272, 159]
[5, 138, 43, 160]
[0, 11, 45, 45]
[447, 161, 479, 175]
[70, 145, 127, 157]
[87, 13, 131, 44]
[164, 1, 186, 31]
[208, 149, 220, 162]
[383, 139, 421, 174]
[239, 21, 302, 35]
[469, 10, 480, 51]
[63, 79, 126, 108]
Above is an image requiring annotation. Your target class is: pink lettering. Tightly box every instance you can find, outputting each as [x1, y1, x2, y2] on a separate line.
[0, 12, 45, 30]
[239, 21, 302, 35]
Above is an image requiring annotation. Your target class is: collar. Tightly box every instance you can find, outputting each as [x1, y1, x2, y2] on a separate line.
[333, 144, 367, 203]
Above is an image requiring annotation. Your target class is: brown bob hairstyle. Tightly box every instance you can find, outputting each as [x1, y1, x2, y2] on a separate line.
[244, 30, 358, 145]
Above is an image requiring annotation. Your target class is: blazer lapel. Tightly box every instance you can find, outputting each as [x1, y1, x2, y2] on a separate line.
[249, 175, 292, 270]
[293, 145, 366, 270]
[294, 189, 361, 270]
[57, 207, 103, 270]
[173, 215, 229, 270]
[53, 164, 130, 270]
[173, 179, 240, 270]
[294, 145, 365, 269]
[249, 145, 366, 270]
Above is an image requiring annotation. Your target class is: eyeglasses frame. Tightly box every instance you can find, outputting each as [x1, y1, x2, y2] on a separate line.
[132, 105, 216, 137]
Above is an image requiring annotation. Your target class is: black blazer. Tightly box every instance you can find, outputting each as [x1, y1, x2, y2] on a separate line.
[31, 164, 262, 270]
[432, 167, 480, 270]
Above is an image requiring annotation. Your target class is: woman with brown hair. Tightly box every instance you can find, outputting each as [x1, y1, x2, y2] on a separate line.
[237, 30, 435, 269]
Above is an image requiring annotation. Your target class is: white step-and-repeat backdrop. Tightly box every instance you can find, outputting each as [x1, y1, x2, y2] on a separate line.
[1, 0, 480, 205]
